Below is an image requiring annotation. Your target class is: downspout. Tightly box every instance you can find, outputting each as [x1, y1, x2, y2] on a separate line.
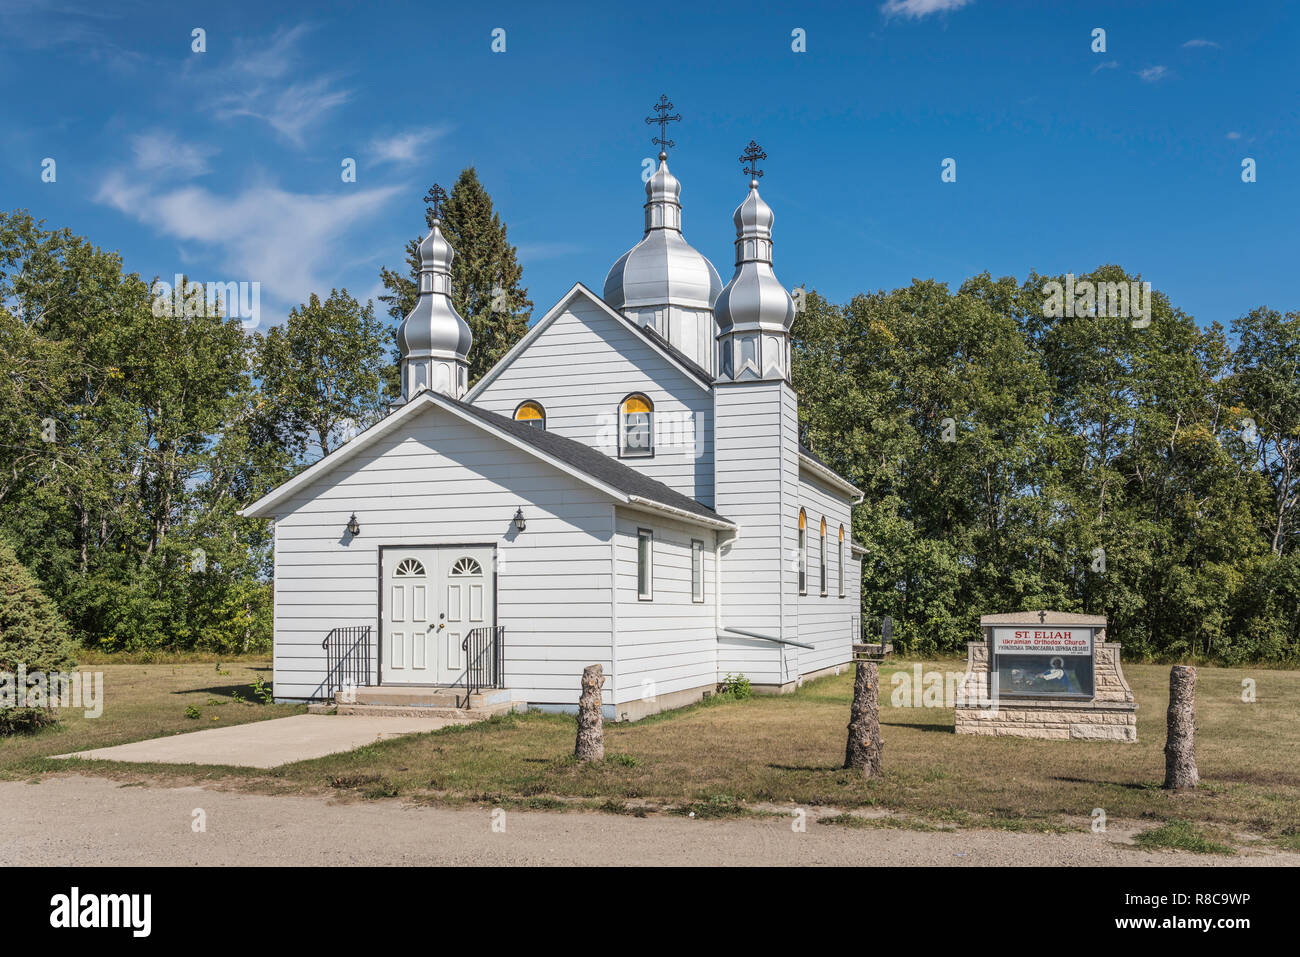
[609, 503, 619, 717]
[716, 524, 739, 687]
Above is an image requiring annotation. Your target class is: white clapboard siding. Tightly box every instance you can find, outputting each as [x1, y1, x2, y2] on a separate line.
[716, 634, 784, 686]
[795, 469, 856, 675]
[268, 402, 616, 705]
[473, 295, 716, 506]
[611, 509, 717, 707]
[713, 380, 803, 684]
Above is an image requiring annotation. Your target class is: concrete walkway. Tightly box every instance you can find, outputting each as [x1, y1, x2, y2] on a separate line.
[53, 714, 467, 768]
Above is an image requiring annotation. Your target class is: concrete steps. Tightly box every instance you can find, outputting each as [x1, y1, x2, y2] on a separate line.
[324, 685, 520, 721]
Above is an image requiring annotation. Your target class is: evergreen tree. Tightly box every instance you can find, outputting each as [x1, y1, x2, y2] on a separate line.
[379, 167, 532, 387]
[0, 537, 76, 733]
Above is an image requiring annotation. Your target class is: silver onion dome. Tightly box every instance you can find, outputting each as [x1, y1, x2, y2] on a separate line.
[603, 152, 722, 370]
[397, 216, 472, 401]
[713, 178, 794, 336]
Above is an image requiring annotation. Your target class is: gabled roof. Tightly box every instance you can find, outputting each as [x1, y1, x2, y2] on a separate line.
[464, 282, 713, 401]
[239, 389, 734, 530]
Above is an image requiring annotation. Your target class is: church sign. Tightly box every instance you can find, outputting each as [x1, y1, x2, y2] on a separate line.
[991, 626, 1095, 699]
[954, 611, 1138, 741]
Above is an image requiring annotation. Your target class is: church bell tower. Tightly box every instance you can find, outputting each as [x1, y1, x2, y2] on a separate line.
[712, 143, 801, 672]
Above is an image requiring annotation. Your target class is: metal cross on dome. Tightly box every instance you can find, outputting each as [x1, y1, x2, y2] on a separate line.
[741, 140, 767, 179]
[424, 183, 448, 220]
[645, 94, 681, 153]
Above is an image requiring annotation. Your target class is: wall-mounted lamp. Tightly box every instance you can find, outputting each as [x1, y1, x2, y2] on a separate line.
[346, 513, 361, 536]
[512, 507, 527, 533]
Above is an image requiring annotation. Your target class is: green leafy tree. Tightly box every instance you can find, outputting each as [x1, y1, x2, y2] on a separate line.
[255, 289, 386, 461]
[379, 167, 532, 387]
[1228, 307, 1300, 556]
[0, 212, 281, 654]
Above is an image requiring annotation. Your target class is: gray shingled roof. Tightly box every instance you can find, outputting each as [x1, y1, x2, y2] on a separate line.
[442, 393, 733, 527]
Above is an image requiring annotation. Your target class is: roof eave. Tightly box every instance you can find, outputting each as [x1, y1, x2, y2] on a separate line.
[798, 451, 864, 501]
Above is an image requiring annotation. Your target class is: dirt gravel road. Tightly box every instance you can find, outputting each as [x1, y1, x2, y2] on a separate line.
[1, 775, 1292, 866]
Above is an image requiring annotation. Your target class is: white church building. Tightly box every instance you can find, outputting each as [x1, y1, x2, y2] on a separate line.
[241, 129, 865, 720]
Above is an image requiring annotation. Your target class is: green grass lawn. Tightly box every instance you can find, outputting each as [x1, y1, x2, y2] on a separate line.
[0, 660, 303, 772]
[6, 658, 1298, 848]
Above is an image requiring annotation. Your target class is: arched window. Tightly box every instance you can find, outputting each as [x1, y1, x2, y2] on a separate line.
[838, 525, 846, 598]
[514, 400, 546, 430]
[797, 509, 807, 595]
[819, 517, 828, 596]
[620, 393, 654, 458]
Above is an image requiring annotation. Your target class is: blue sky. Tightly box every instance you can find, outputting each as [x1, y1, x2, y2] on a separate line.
[3, 0, 1295, 332]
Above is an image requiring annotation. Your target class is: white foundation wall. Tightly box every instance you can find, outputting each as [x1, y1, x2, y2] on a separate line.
[472, 295, 716, 506]
[269, 403, 615, 707]
[611, 508, 717, 709]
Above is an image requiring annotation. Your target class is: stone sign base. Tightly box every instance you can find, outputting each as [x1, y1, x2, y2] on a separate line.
[954, 612, 1138, 742]
[954, 700, 1137, 741]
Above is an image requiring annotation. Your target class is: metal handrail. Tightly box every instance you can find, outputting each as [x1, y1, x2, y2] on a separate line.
[321, 625, 372, 700]
[462, 625, 504, 700]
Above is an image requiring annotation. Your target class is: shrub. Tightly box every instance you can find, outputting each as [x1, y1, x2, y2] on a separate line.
[0, 539, 76, 735]
[718, 672, 752, 700]
[0, 707, 57, 735]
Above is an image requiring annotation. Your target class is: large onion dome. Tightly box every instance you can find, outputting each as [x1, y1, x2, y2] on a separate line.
[603, 152, 722, 372]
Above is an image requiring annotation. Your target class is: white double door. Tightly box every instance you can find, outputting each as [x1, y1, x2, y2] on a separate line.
[381, 545, 493, 685]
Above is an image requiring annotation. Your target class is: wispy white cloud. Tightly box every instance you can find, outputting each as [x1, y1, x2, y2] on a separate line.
[229, 23, 314, 79]
[1092, 59, 1119, 74]
[129, 131, 215, 177]
[1137, 65, 1169, 83]
[95, 172, 402, 317]
[1182, 38, 1220, 49]
[880, 0, 973, 18]
[0, 0, 147, 70]
[367, 127, 449, 167]
[205, 25, 352, 147]
[1226, 131, 1242, 140]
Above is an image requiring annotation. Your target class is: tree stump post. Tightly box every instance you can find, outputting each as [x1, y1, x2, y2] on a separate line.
[575, 664, 605, 762]
[844, 661, 883, 777]
[1163, 665, 1198, 790]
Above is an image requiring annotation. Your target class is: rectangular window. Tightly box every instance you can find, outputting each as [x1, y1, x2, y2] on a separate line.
[621, 412, 653, 457]
[691, 539, 704, 603]
[838, 537, 845, 598]
[637, 528, 653, 600]
[820, 533, 828, 596]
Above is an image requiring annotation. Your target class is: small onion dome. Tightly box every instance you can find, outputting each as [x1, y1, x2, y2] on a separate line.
[603, 153, 722, 315]
[399, 218, 472, 361]
[714, 180, 794, 334]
